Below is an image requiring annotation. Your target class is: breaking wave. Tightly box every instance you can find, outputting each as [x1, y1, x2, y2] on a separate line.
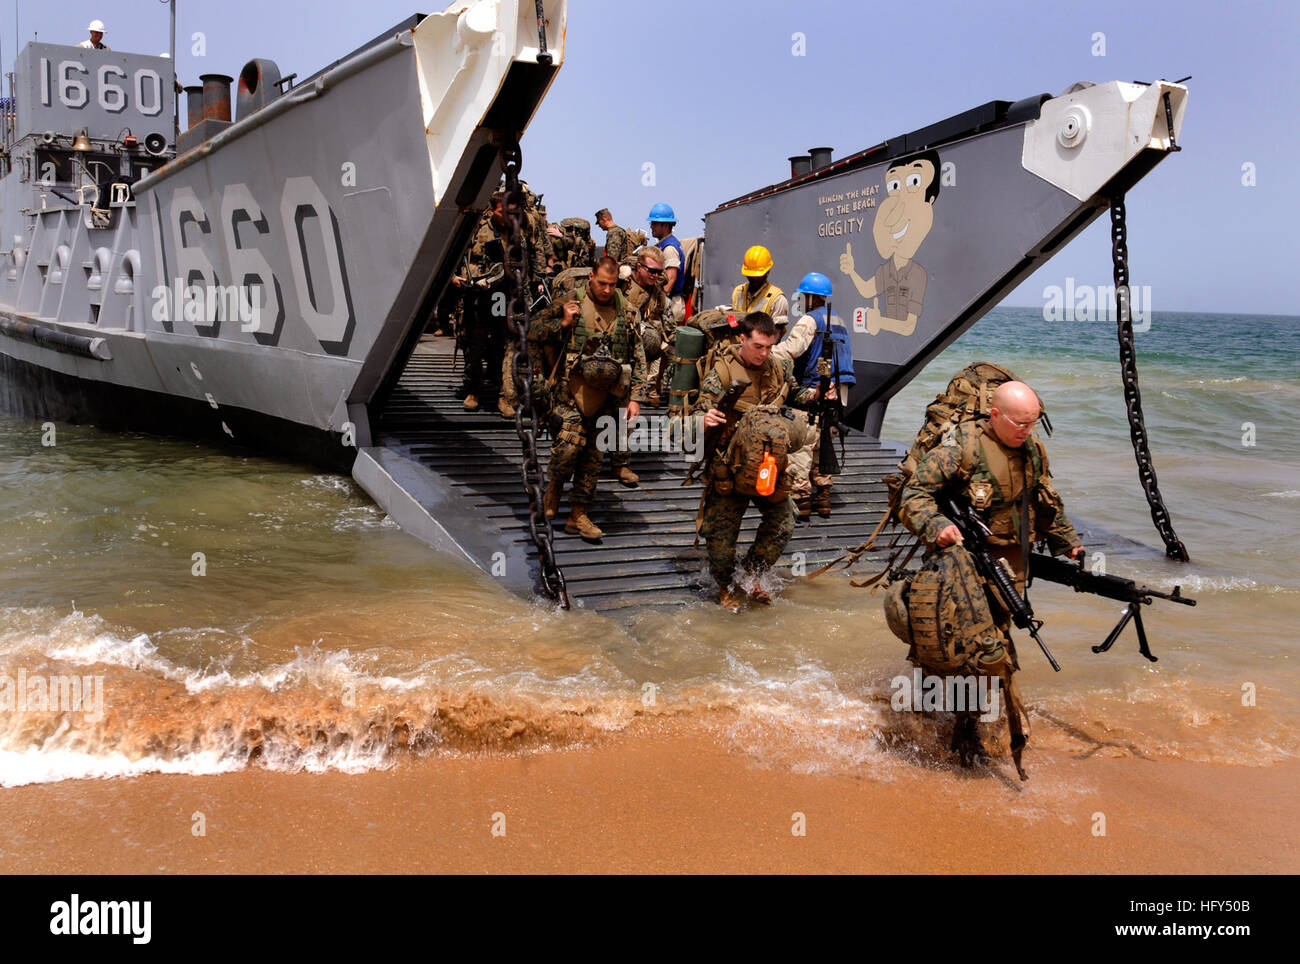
[2, 601, 1296, 787]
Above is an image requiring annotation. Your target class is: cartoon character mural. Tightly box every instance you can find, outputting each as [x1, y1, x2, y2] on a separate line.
[839, 149, 941, 337]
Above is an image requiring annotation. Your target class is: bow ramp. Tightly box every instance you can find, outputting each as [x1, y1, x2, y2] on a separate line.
[352, 337, 905, 613]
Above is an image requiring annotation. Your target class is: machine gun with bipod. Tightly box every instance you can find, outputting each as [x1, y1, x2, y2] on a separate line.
[1028, 552, 1196, 662]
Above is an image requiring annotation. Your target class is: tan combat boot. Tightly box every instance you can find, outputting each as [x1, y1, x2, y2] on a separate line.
[463, 393, 479, 412]
[812, 484, 832, 518]
[565, 506, 603, 541]
[718, 587, 742, 612]
[794, 493, 812, 521]
[543, 480, 562, 519]
[748, 583, 772, 605]
[498, 396, 516, 419]
[616, 465, 639, 487]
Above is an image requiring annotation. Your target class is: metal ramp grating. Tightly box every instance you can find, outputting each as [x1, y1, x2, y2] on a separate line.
[375, 337, 911, 612]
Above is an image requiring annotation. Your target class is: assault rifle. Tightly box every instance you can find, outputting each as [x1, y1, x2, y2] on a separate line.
[937, 495, 1061, 672]
[812, 299, 844, 476]
[684, 377, 751, 485]
[1029, 552, 1196, 662]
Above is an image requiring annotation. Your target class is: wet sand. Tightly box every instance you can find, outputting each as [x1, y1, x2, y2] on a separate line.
[0, 717, 1294, 874]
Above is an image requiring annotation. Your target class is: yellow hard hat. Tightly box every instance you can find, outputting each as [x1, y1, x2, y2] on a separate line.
[741, 245, 774, 277]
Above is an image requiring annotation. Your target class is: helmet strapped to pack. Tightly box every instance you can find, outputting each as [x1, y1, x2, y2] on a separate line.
[641, 326, 662, 363]
[579, 342, 622, 392]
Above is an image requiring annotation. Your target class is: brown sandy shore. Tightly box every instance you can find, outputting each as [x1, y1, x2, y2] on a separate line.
[0, 719, 1295, 874]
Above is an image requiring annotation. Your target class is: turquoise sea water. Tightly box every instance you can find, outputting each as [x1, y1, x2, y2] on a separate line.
[0, 308, 1296, 787]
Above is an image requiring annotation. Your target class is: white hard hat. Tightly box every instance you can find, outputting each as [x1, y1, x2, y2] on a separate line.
[87, 19, 106, 33]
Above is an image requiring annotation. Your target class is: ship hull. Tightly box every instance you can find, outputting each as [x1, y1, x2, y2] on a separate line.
[0, 348, 350, 469]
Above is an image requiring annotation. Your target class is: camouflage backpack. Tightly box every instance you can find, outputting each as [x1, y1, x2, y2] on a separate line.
[686, 308, 745, 384]
[560, 217, 594, 268]
[622, 229, 648, 261]
[722, 405, 801, 502]
[883, 544, 1011, 675]
[552, 266, 592, 302]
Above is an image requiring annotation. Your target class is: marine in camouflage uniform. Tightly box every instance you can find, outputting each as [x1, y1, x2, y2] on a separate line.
[696, 312, 818, 609]
[619, 246, 673, 403]
[455, 197, 509, 412]
[898, 380, 1084, 775]
[529, 257, 648, 540]
[497, 186, 551, 418]
[601, 247, 672, 485]
[596, 209, 628, 264]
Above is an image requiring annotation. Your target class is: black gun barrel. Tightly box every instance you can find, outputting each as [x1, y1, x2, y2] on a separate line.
[1029, 552, 1197, 607]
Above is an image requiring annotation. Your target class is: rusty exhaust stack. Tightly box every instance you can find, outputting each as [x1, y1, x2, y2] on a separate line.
[199, 73, 234, 122]
[184, 85, 204, 129]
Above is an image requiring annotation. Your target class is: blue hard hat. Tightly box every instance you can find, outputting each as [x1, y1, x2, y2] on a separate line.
[796, 271, 832, 297]
[647, 202, 676, 223]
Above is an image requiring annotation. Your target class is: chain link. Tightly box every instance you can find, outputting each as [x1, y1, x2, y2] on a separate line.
[499, 140, 570, 607]
[1110, 194, 1190, 561]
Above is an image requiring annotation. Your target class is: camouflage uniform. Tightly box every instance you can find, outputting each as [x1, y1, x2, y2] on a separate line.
[898, 421, 1082, 767]
[603, 223, 629, 263]
[458, 212, 509, 402]
[620, 274, 673, 399]
[529, 284, 648, 508]
[602, 273, 670, 476]
[899, 423, 1081, 591]
[697, 347, 817, 589]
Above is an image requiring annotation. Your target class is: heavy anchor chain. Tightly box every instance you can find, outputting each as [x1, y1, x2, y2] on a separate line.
[1109, 194, 1190, 562]
[500, 140, 570, 607]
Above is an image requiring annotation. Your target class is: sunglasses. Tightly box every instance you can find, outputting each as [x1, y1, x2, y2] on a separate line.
[1000, 413, 1040, 430]
[639, 265, 664, 275]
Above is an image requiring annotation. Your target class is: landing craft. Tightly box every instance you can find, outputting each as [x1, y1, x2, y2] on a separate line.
[0, 3, 566, 468]
[0, 1, 1187, 611]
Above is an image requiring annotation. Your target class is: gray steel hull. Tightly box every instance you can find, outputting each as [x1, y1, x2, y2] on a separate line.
[0, 3, 565, 468]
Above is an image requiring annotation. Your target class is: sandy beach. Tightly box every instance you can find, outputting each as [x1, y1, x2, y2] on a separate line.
[1, 716, 1293, 874]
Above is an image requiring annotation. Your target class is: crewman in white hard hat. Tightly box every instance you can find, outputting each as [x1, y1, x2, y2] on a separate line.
[79, 20, 110, 50]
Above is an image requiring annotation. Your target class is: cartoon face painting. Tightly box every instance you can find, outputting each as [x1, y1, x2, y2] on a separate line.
[839, 149, 941, 337]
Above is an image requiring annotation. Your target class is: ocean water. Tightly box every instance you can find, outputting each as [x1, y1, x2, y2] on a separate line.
[1, 308, 1296, 786]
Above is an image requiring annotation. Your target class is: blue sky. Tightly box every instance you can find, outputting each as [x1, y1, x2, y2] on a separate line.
[28, 0, 1299, 314]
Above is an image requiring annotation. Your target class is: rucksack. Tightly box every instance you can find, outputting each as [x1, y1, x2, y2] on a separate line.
[795, 308, 856, 388]
[680, 236, 702, 297]
[560, 218, 593, 268]
[723, 405, 797, 501]
[620, 229, 649, 266]
[884, 544, 1008, 674]
[551, 266, 592, 302]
